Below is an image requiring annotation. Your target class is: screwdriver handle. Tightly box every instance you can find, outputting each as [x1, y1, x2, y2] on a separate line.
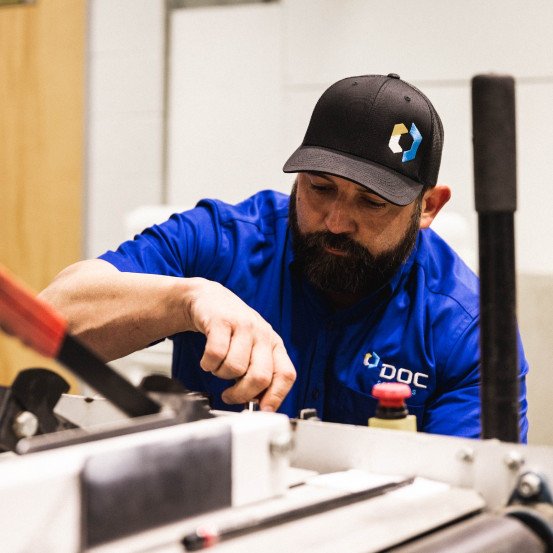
[0, 264, 67, 358]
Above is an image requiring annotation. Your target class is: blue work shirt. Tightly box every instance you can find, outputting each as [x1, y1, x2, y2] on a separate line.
[100, 190, 529, 440]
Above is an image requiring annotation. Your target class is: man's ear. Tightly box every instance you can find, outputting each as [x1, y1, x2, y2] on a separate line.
[419, 185, 451, 229]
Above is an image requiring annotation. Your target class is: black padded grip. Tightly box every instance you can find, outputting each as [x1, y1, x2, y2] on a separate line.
[472, 75, 517, 212]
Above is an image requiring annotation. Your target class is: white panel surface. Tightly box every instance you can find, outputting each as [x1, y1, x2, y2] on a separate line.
[88, 116, 163, 176]
[86, 0, 165, 257]
[283, 0, 553, 85]
[167, 3, 285, 206]
[516, 81, 553, 274]
[87, 115, 163, 256]
[89, 0, 165, 54]
[89, 53, 164, 115]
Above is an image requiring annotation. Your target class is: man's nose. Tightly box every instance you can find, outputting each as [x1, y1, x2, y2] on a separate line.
[324, 200, 356, 234]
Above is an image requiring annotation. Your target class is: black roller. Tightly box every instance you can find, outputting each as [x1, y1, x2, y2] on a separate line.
[391, 514, 546, 553]
[472, 74, 519, 442]
[472, 75, 517, 212]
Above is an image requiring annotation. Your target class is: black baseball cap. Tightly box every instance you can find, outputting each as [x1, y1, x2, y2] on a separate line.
[283, 74, 443, 206]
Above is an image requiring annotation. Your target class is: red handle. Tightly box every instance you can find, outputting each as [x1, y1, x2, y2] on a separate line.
[0, 265, 67, 358]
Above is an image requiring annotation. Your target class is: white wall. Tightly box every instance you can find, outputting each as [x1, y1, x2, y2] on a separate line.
[86, 0, 165, 257]
[167, 3, 284, 206]
[86, 0, 553, 444]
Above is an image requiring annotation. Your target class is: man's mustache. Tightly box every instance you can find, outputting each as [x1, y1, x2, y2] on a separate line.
[303, 231, 366, 257]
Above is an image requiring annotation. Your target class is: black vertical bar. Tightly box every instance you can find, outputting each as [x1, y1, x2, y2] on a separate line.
[478, 214, 519, 441]
[472, 74, 519, 442]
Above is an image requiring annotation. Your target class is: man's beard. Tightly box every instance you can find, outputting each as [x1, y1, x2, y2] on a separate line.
[289, 185, 422, 298]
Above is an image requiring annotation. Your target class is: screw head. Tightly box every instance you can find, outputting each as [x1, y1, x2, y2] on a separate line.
[12, 411, 39, 439]
[504, 451, 525, 471]
[270, 432, 294, 457]
[517, 472, 542, 498]
[457, 447, 475, 463]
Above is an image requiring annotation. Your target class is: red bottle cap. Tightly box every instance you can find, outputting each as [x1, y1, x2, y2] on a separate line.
[372, 383, 412, 408]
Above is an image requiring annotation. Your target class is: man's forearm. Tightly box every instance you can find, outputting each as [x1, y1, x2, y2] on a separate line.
[39, 258, 297, 411]
[39, 259, 199, 361]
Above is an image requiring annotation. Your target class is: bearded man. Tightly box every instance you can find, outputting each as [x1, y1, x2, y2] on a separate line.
[40, 74, 528, 440]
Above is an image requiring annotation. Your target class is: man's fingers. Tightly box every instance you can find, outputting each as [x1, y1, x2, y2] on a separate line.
[221, 338, 273, 404]
[258, 341, 296, 412]
[200, 321, 232, 373]
[192, 284, 295, 411]
[223, 338, 296, 411]
[213, 327, 253, 379]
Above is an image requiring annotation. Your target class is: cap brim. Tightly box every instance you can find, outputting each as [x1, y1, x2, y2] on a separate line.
[283, 145, 423, 206]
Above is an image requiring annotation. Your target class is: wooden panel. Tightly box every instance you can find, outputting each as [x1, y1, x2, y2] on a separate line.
[0, 0, 85, 389]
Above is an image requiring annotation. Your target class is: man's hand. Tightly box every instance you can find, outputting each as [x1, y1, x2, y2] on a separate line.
[185, 279, 296, 412]
[39, 261, 295, 411]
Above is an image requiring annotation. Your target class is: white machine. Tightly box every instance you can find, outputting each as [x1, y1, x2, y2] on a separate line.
[1, 392, 552, 553]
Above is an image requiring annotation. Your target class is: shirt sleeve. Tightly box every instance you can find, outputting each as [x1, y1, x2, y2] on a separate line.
[98, 202, 221, 279]
[423, 317, 529, 443]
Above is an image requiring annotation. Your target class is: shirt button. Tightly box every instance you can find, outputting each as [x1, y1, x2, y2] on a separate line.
[311, 388, 320, 400]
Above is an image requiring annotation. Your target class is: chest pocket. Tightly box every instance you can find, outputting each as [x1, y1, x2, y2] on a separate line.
[325, 376, 426, 429]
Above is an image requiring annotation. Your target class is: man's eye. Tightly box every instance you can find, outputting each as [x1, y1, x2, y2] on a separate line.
[311, 183, 333, 193]
[361, 197, 386, 209]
